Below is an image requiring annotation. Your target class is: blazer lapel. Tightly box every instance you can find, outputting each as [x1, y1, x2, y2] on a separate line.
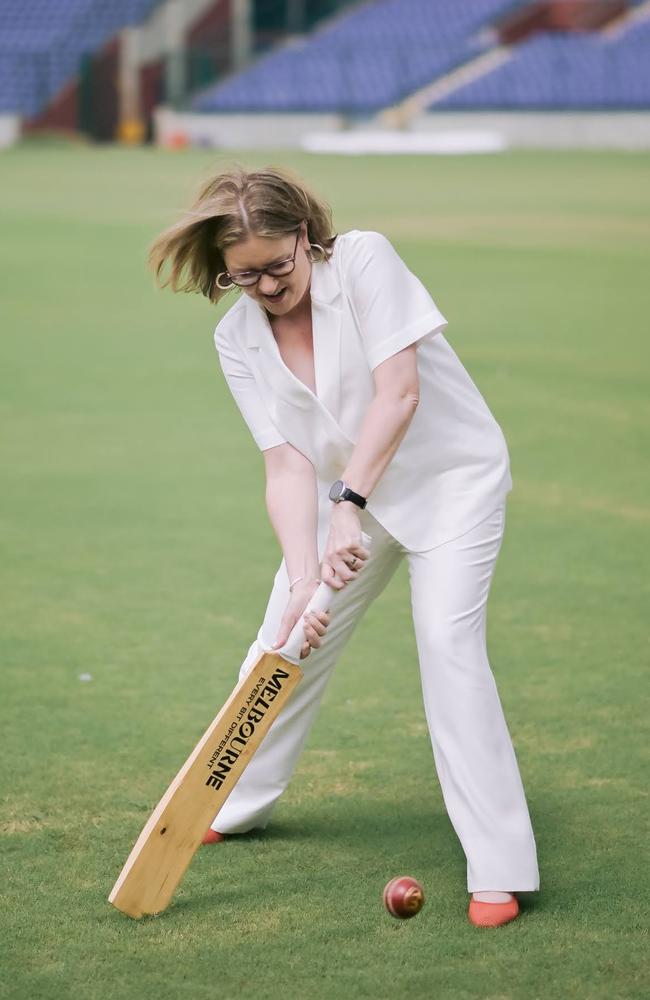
[243, 301, 311, 410]
[240, 257, 356, 474]
[310, 253, 344, 423]
[242, 256, 345, 424]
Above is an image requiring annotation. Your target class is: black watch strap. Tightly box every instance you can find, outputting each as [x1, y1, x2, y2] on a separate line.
[329, 479, 367, 509]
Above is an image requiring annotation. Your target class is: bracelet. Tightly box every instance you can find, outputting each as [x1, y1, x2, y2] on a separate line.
[289, 575, 321, 593]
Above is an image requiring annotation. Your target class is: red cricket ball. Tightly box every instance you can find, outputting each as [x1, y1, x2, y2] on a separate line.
[383, 875, 425, 919]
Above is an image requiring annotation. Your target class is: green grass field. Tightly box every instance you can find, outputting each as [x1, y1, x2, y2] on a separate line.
[1, 144, 648, 999]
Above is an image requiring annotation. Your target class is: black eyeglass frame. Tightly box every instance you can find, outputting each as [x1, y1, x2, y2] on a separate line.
[216, 228, 303, 289]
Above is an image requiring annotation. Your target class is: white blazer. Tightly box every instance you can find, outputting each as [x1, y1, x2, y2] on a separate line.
[213, 229, 512, 552]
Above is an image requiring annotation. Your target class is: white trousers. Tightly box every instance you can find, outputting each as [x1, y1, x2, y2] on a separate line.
[211, 502, 540, 892]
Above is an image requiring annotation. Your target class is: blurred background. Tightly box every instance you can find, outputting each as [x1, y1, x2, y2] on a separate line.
[2, 3, 649, 998]
[1, 0, 649, 150]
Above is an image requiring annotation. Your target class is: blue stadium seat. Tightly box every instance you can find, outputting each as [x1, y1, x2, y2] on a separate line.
[0, 0, 161, 116]
[191, 0, 520, 114]
[431, 19, 650, 109]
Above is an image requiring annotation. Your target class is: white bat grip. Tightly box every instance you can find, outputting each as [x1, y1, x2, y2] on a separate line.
[274, 530, 372, 665]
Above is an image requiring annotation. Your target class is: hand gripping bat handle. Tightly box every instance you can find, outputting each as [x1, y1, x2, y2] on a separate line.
[274, 530, 372, 665]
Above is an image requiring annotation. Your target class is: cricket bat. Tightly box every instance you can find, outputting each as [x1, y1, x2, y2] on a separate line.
[109, 530, 372, 918]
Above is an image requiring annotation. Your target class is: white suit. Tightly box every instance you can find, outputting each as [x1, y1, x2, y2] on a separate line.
[211, 231, 540, 892]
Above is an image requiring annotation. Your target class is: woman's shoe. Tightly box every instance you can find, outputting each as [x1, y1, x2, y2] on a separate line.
[201, 828, 225, 845]
[468, 893, 519, 927]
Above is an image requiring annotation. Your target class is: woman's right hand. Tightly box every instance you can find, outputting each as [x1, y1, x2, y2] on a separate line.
[271, 579, 331, 660]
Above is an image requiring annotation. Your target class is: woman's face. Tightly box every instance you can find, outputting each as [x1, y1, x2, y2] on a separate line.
[223, 221, 312, 318]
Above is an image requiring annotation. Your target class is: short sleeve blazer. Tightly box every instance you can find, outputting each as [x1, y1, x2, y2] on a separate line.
[214, 229, 512, 552]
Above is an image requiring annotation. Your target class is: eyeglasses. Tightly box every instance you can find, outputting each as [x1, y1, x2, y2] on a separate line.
[216, 229, 302, 289]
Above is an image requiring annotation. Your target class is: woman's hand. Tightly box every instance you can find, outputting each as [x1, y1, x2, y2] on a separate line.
[271, 579, 331, 660]
[321, 505, 370, 591]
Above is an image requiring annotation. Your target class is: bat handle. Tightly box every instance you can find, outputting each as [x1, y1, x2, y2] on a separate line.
[272, 530, 372, 665]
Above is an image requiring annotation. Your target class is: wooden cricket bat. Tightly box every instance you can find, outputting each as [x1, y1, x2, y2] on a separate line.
[109, 531, 371, 918]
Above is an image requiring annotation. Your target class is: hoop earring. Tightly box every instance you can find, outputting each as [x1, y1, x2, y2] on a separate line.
[215, 273, 236, 291]
[307, 242, 327, 263]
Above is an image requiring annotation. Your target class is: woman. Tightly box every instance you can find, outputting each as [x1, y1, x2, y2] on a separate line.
[149, 165, 539, 927]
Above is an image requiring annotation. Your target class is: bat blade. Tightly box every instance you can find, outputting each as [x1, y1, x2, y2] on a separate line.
[108, 533, 372, 920]
[108, 651, 302, 918]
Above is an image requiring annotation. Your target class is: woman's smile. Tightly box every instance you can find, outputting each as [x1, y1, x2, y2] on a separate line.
[262, 287, 287, 304]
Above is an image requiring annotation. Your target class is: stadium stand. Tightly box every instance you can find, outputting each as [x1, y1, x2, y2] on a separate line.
[430, 16, 650, 109]
[2, 0, 648, 139]
[190, 0, 524, 114]
[0, 0, 161, 117]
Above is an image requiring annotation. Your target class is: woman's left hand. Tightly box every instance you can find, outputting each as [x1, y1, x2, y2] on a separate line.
[321, 506, 370, 590]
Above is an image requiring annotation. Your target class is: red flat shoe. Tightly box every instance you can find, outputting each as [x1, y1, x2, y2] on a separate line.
[201, 829, 225, 845]
[468, 894, 519, 928]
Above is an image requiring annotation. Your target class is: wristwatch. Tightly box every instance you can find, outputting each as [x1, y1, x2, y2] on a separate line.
[328, 479, 367, 509]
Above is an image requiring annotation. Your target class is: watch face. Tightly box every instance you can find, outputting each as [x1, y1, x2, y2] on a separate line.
[329, 479, 344, 501]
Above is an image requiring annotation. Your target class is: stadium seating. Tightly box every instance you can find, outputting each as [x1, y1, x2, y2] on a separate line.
[0, 0, 161, 116]
[431, 18, 650, 109]
[3, 0, 648, 121]
[191, 0, 520, 114]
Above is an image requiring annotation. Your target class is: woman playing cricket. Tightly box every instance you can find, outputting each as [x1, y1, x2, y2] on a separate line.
[149, 165, 539, 927]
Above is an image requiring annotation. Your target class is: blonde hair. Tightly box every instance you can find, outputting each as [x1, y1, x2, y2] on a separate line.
[148, 163, 337, 306]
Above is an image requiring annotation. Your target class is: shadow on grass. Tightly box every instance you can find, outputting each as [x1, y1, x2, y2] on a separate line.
[165, 799, 560, 923]
[107, 796, 611, 926]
